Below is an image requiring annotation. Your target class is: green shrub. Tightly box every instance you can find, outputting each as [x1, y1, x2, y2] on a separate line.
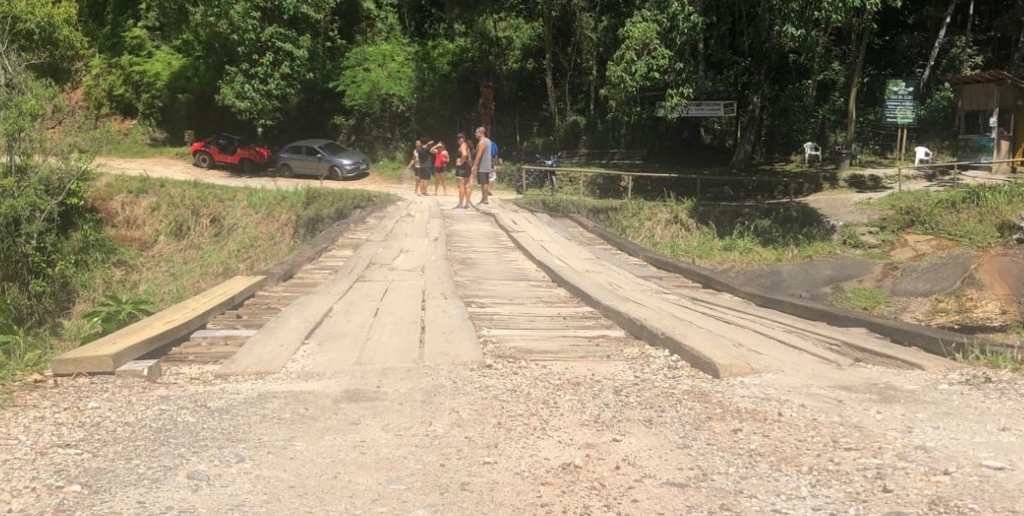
[874, 182, 1024, 248]
[521, 195, 838, 267]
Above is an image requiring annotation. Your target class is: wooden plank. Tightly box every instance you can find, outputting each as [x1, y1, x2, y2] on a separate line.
[356, 280, 424, 366]
[50, 275, 265, 375]
[216, 204, 407, 376]
[311, 281, 389, 371]
[424, 205, 483, 365]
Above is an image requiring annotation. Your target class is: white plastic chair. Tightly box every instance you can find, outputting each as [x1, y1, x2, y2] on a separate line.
[803, 142, 822, 165]
[914, 146, 933, 166]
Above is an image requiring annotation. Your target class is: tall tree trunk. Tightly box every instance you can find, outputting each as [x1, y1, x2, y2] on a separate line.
[921, 0, 959, 90]
[589, 59, 597, 120]
[696, 32, 706, 94]
[542, 5, 560, 129]
[846, 24, 874, 148]
[479, 82, 495, 137]
[729, 63, 766, 169]
[966, 0, 974, 37]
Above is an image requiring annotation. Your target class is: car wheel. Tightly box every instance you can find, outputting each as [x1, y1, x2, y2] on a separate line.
[239, 159, 255, 175]
[328, 166, 344, 181]
[277, 163, 293, 177]
[194, 151, 213, 169]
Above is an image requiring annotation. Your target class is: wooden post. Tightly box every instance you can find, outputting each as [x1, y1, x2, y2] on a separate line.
[894, 127, 901, 159]
[953, 163, 958, 189]
[627, 175, 634, 200]
[520, 167, 527, 194]
[898, 167, 902, 191]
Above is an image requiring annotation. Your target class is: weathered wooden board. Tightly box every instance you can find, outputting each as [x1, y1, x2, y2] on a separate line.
[50, 275, 266, 375]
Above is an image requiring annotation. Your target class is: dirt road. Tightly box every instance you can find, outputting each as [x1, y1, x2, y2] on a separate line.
[2, 158, 1024, 515]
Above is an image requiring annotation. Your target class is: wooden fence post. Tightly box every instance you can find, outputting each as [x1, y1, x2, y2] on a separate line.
[898, 167, 902, 191]
[627, 175, 634, 200]
[520, 167, 527, 194]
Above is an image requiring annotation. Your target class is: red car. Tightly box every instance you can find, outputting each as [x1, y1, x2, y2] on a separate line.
[190, 133, 272, 174]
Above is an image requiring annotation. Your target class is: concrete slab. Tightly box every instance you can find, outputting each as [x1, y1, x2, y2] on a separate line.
[891, 251, 977, 297]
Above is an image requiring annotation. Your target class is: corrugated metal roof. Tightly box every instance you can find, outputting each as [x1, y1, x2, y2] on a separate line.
[949, 70, 1024, 89]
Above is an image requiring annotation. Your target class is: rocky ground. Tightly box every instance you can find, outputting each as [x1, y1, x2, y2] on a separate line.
[3, 343, 1024, 515]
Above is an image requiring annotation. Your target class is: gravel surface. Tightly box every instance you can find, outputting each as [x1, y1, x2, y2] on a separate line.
[3, 158, 1022, 515]
[3, 345, 1024, 515]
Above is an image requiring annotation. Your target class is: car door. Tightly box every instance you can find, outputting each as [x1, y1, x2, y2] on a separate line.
[278, 145, 303, 174]
[291, 146, 318, 176]
[304, 145, 328, 177]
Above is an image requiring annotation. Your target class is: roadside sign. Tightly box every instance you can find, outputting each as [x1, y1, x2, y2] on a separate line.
[657, 100, 737, 118]
[884, 79, 919, 126]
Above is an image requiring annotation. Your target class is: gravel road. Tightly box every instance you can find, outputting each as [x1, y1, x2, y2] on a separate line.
[2, 157, 1023, 515]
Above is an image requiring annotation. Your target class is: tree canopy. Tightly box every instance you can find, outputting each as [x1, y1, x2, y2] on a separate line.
[19, 0, 1024, 162]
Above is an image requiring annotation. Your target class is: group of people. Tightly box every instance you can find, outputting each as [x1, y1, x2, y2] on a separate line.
[406, 126, 497, 210]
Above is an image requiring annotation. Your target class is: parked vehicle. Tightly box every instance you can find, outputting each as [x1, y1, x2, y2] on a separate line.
[190, 133, 272, 174]
[515, 152, 559, 194]
[274, 139, 371, 180]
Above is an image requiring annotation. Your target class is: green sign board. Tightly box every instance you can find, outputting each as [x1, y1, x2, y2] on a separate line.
[884, 78, 920, 126]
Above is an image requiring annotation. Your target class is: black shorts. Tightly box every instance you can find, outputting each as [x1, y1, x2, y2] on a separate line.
[455, 165, 471, 179]
[415, 167, 431, 180]
[477, 171, 490, 186]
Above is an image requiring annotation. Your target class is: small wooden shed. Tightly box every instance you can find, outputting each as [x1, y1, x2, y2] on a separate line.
[949, 70, 1024, 173]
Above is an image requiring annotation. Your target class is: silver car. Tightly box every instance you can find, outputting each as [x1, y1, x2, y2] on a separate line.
[274, 139, 371, 180]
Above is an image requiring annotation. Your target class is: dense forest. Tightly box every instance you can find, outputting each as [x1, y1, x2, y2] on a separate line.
[3, 0, 1023, 164]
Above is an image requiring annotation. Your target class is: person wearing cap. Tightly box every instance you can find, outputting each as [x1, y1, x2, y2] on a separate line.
[454, 133, 473, 209]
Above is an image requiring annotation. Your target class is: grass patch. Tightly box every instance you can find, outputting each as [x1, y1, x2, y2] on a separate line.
[830, 286, 892, 314]
[955, 344, 1024, 373]
[872, 182, 1024, 248]
[519, 194, 839, 267]
[2, 174, 396, 381]
[374, 160, 408, 182]
[84, 120, 192, 160]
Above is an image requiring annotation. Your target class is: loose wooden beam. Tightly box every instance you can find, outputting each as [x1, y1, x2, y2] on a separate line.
[50, 276, 266, 375]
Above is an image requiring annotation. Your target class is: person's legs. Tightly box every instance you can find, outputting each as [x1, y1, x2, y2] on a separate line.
[456, 177, 467, 208]
[440, 172, 448, 195]
[477, 172, 489, 203]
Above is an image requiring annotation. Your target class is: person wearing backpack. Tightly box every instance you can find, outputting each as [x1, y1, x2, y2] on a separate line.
[486, 139, 499, 198]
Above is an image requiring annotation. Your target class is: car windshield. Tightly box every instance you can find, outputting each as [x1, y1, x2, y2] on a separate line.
[319, 142, 347, 156]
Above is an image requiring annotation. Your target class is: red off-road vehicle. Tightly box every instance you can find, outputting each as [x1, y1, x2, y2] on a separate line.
[190, 133, 272, 174]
